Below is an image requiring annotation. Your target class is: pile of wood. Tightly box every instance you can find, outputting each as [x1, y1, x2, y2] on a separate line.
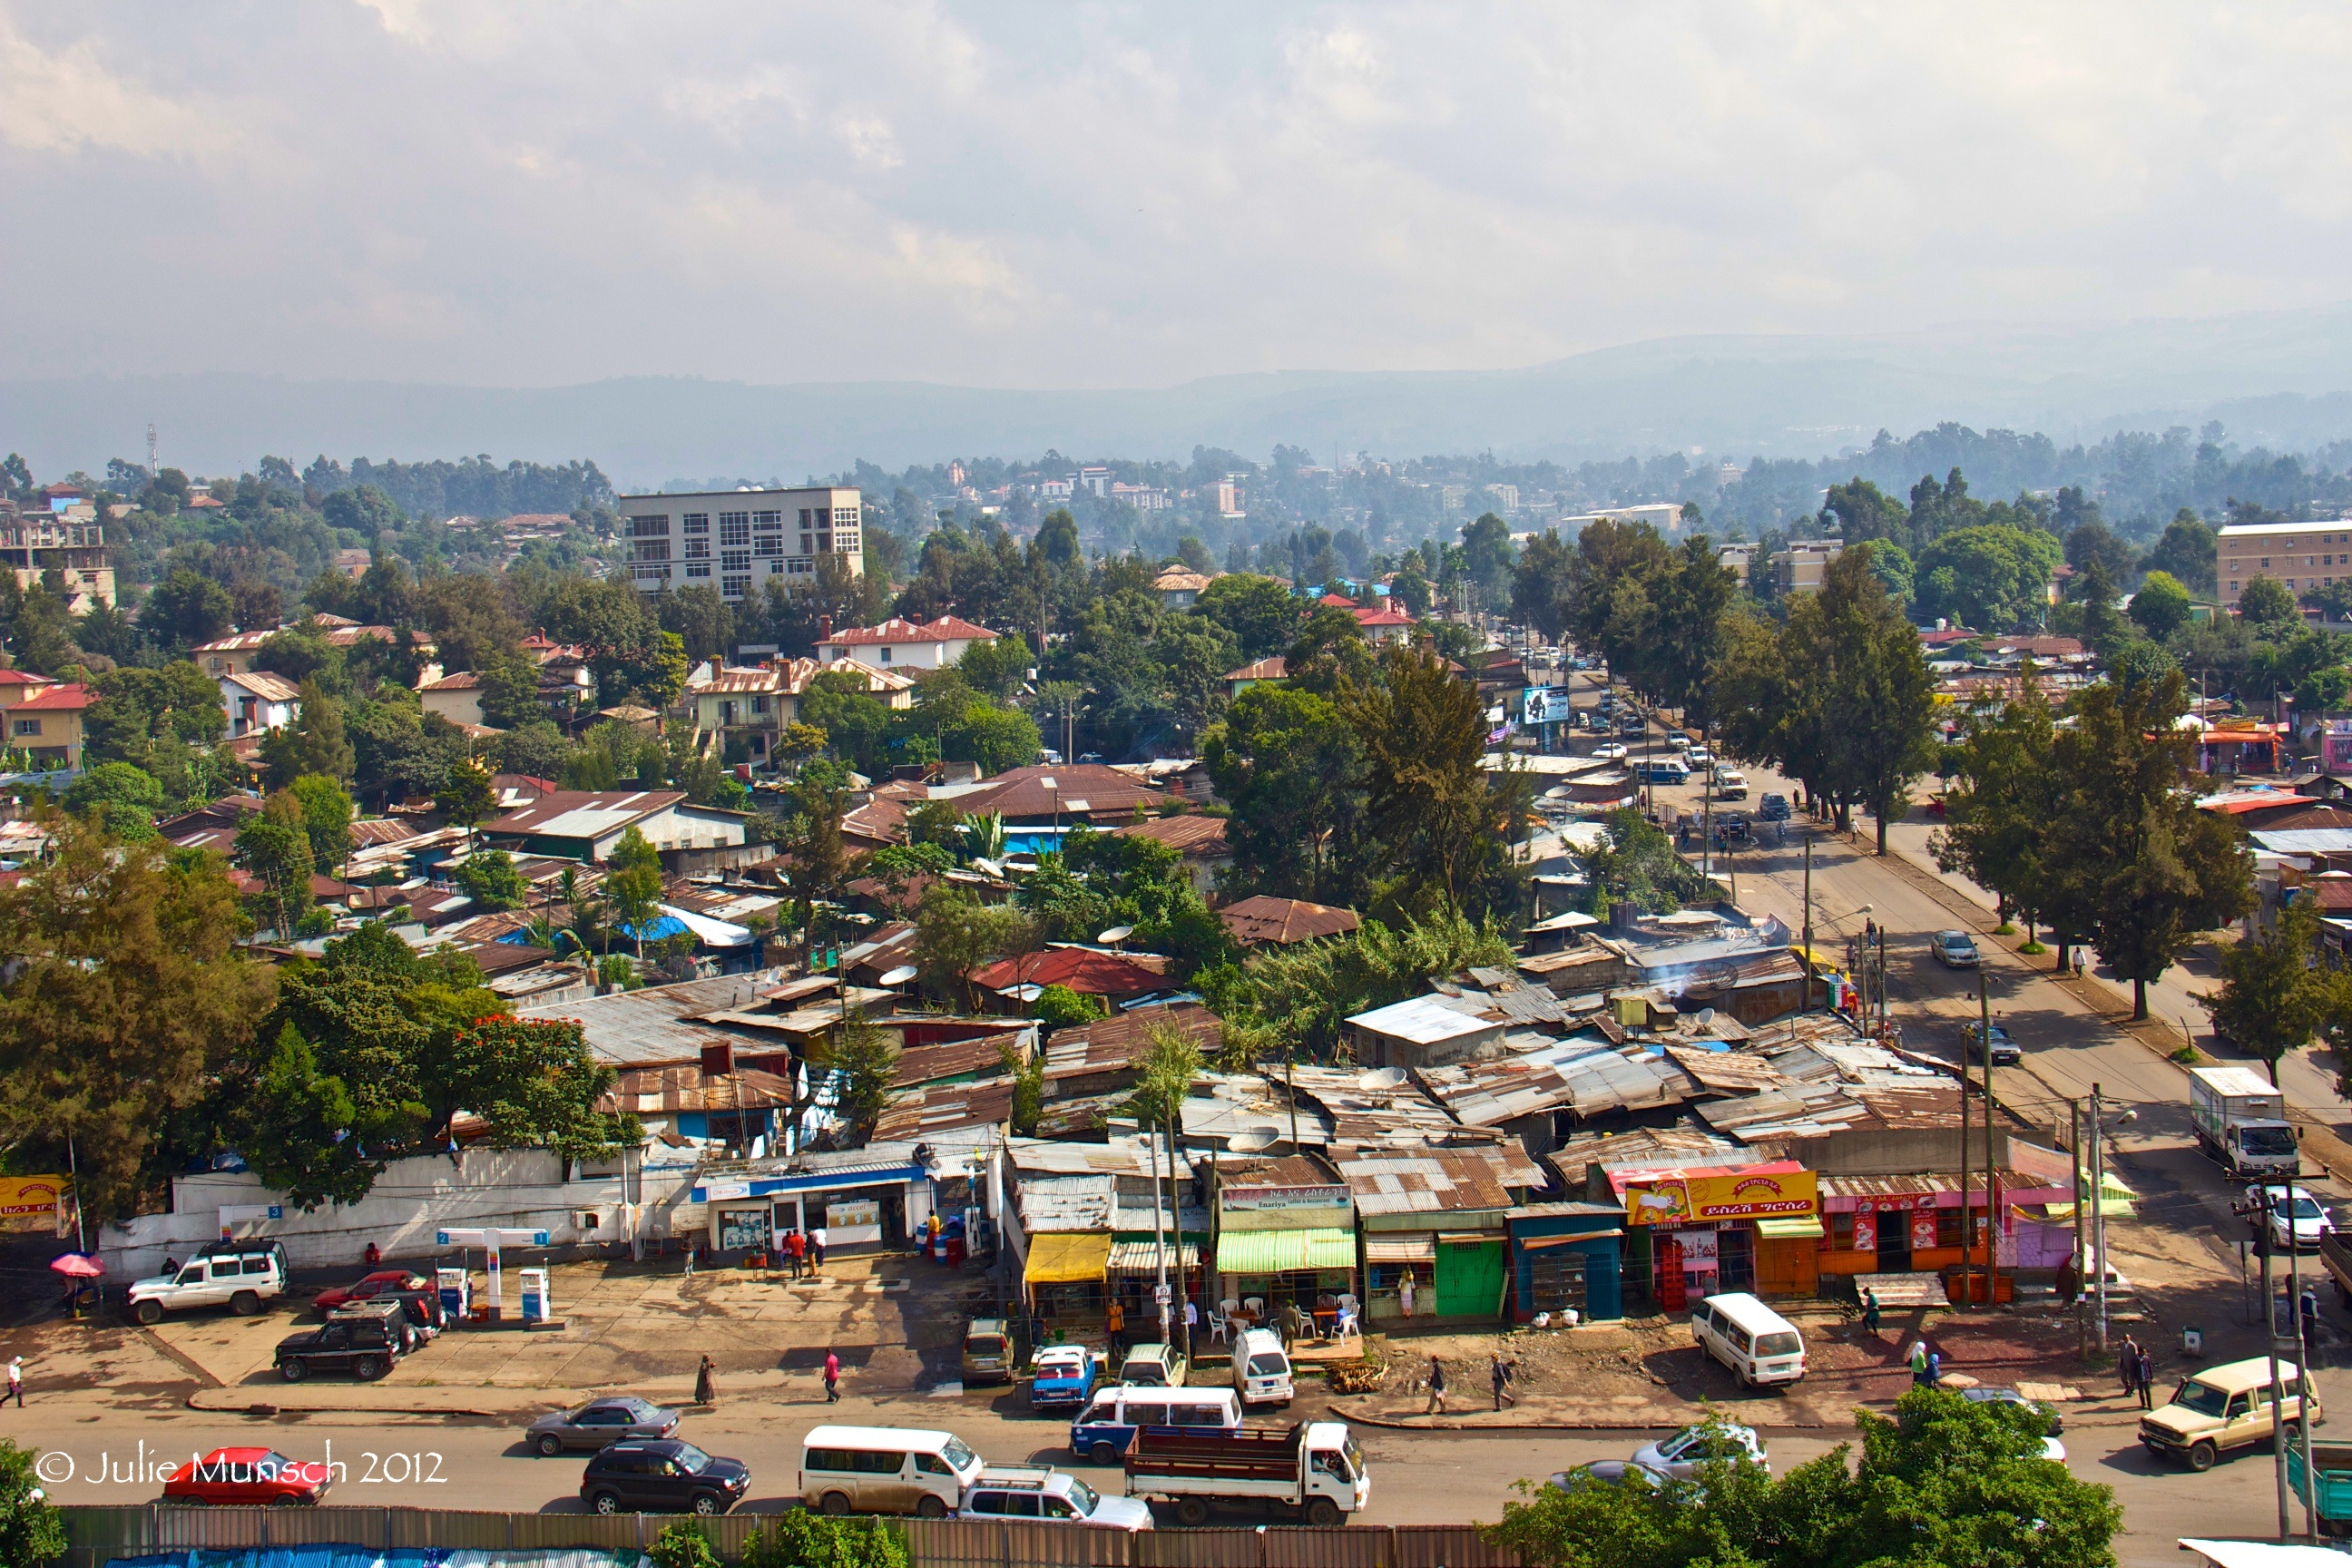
[1326, 1357, 1388, 1394]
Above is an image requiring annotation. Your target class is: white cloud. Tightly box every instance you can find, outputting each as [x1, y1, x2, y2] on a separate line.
[5, 2, 2352, 387]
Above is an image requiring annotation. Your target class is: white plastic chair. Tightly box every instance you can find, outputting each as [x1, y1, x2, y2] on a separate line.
[1333, 1304, 1360, 1340]
[1243, 1296, 1264, 1317]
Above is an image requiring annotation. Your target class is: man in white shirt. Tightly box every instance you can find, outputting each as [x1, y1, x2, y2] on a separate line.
[809, 1226, 828, 1275]
[1181, 1297, 1199, 1357]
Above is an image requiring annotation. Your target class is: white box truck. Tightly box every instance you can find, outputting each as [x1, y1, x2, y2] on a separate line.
[2189, 1065, 2299, 1178]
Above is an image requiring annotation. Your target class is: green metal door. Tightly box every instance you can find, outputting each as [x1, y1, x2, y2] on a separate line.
[1436, 1238, 1505, 1317]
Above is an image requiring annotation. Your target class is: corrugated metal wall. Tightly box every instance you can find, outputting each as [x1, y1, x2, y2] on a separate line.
[49, 1506, 1518, 1568]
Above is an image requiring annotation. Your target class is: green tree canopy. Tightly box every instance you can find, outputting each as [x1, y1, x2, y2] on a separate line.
[2129, 570, 2194, 640]
[1912, 523, 2063, 632]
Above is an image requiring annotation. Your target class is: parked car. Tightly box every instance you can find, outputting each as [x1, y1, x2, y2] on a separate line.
[1961, 1021, 2021, 1066]
[162, 1446, 333, 1508]
[526, 1396, 683, 1456]
[2142, 1356, 2319, 1471]
[1757, 793, 1791, 822]
[581, 1439, 750, 1515]
[1931, 931, 1980, 968]
[2247, 1184, 2337, 1252]
[1711, 770, 1749, 800]
[1030, 1345, 1101, 1411]
[1630, 1422, 1768, 1479]
[1118, 1342, 1189, 1387]
[959, 1465, 1153, 1530]
[1962, 1385, 2064, 1435]
[1549, 1460, 1668, 1493]
[327, 1298, 422, 1357]
[314, 1269, 431, 1314]
[962, 1318, 1016, 1386]
[1686, 746, 1714, 769]
[1665, 731, 1693, 750]
[127, 1241, 290, 1326]
[1593, 743, 1630, 761]
[274, 1308, 407, 1382]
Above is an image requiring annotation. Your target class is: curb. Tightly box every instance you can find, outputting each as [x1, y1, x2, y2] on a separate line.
[183, 1394, 524, 1419]
[1339, 1408, 1830, 1434]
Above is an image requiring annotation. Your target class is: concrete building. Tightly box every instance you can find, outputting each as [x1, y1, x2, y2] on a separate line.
[617, 485, 864, 603]
[816, 614, 997, 670]
[1772, 540, 1845, 594]
[417, 670, 485, 728]
[2, 681, 91, 769]
[481, 789, 751, 863]
[0, 500, 114, 612]
[2219, 519, 2352, 607]
[220, 671, 302, 739]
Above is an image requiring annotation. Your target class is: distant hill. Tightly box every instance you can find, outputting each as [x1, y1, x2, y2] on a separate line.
[14, 301, 2352, 484]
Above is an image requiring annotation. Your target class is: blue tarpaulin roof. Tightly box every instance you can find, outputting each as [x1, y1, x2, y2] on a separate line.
[617, 915, 690, 942]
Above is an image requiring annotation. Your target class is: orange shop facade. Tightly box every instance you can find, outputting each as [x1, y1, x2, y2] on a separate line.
[1611, 1163, 1823, 1310]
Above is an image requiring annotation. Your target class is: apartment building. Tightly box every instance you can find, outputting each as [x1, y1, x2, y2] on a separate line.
[0, 498, 115, 612]
[2218, 520, 2352, 607]
[616, 485, 864, 603]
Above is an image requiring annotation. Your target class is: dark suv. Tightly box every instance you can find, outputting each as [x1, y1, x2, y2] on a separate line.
[275, 1301, 407, 1381]
[580, 1440, 750, 1515]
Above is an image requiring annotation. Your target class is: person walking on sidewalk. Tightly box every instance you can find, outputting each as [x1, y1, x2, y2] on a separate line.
[693, 1355, 716, 1407]
[1908, 1338, 1928, 1385]
[1491, 1352, 1516, 1411]
[785, 1229, 806, 1279]
[1861, 1289, 1882, 1338]
[1105, 1298, 1126, 1356]
[6, 1357, 22, 1408]
[1424, 1357, 1447, 1416]
[2119, 1337, 2141, 1403]
[809, 1225, 827, 1273]
[1182, 1297, 1199, 1358]
[2072, 949, 2086, 980]
[1924, 1349, 1942, 1387]
[823, 1349, 842, 1403]
[2136, 1345, 2155, 1408]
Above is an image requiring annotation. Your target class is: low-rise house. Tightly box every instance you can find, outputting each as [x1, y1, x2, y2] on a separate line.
[1219, 895, 1359, 948]
[1153, 567, 1211, 609]
[1222, 655, 1287, 698]
[1330, 1144, 1547, 1326]
[817, 614, 998, 671]
[967, 946, 1173, 1013]
[220, 671, 301, 739]
[418, 670, 485, 728]
[1039, 1001, 1221, 1101]
[481, 789, 751, 864]
[2, 681, 92, 769]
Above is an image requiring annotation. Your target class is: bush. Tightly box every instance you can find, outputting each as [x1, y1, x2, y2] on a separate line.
[648, 1521, 720, 1568]
[742, 1513, 907, 1568]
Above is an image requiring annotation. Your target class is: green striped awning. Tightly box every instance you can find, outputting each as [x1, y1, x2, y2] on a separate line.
[1216, 1228, 1357, 1272]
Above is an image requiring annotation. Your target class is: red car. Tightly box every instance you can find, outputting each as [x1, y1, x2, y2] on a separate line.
[314, 1269, 430, 1313]
[162, 1446, 332, 1507]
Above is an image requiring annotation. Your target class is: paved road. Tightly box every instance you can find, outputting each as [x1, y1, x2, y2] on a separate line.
[0, 1400, 2308, 1566]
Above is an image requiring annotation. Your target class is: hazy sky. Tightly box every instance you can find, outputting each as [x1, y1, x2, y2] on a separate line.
[5, 3, 2348, 390]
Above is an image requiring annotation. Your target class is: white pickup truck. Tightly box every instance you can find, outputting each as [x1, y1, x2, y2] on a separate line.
[126, 1241, 290, 1325]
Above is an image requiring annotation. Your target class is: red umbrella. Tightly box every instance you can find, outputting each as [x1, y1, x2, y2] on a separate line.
[48, 1255, 102, 1278]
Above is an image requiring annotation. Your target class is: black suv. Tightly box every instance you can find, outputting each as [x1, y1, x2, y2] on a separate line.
[580, 1440, 750, 1515]
[276, 1301, 407, 1381]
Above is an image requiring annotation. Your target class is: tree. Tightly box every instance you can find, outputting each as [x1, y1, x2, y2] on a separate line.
[236, 1024, 368, 1209]
[2142, 509, 2218, 595]
[603, 825, 666, 956]
[956, 630, 1032, 701]
[912, 885, 1034, 1010]
[0, 1439, 65, 1567]
[1580, 807, 1710, 915]
[2202, 898, 2326, 1084]
[738, 1510, 907, 1568]
[62, 760, 164, 820]
[288, 774, 356, 878]
[436, 757, 498, 842]
[820, 1007, 899, 1144]
[455, 848, 529, 910]
[1459, 513, 1515, 610]
[436, 1015, 628, 1161]
[1030, 982, 1107, 1034]
[2239, 573, 2301, 632]
[1217, 907, 1514, 1063]
[145, 569, 234, 650]
[1935, 669, 2063, 940]
[0, 812, 276, 1224]
[235, 796, 317, 938]
[657, 583, 736, 665]
[475, 649, 546, 730]
[1487, 1387, 2118, 1568]
[999, 1034, 1044, 1135]
[1913, 524, 2063, 632]
[259, 680, 355, 787]
[1192, 573, 1300, 662]
[2050, 671, 2255, 1018]
[2129, 570, 2194, 641]
[1818, 547, 1942, 854]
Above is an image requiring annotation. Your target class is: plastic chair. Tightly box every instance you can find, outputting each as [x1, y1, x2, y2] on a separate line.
[1243, 1296, 1264, 1317]
[1333, 1305, 1359, 1340]
[1209, 1313, 1229, 1346]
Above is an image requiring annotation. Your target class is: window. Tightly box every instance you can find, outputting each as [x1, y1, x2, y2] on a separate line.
[11, 720, 36, 737]
[2230, 581, 2239, 592]
[635, 564, 672, 581]
[682, 513, 709, 534]
[833, 505, 860, 525]
[754, 509, 781, 528]
[755, 532, 782, 559]
[243, 1257, 271, 1276]
[1003, 1495, 1041, 1518]
[722, 575, 751, 599]
[687, 563, 711, 578]
[631, 514, 671, 536]
[2263, 558, 2272, 568]
[789, 558, 813, 574]
[967, 1492, 1006, 1516]
[684, 538, 709, 560]
[719, 512, 750, 545]
[721, 550, 750, 572]
[878, 647, 892, 663]
[633, 539, 671, 564]
[801, 533, 814, 554]
[914, 1453, 954, 1475]
[799, 508, 815, 525]
[851, 1451, 907, 1475]
[805, 1448, 855, 1472]
[1126, 1403, 1169, 1426]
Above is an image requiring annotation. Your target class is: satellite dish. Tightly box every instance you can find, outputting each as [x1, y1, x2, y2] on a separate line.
[1097, 924, 1136, 946]
[1543, 786, 1571, 800]
[972, 858, 1004, 878]
[1357, 1066, 1408, 1091]
[1696, 1007, 1718, 1027]
[1226, 1132, 1279, 1154]
[878, 965, 918, 987]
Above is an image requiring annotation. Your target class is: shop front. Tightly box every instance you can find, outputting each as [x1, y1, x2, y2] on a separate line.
[1107, 1239, 1207, 1338]
[1507, 1202, 1625, 1323]
[1612, 1162, 1819, 1312]
[1024, 1231, 1112, 1329]
[1818, 1174, 1993, 1286]
[1360, 1215, 1508, 1324]
[690, 1156, 926, 1264]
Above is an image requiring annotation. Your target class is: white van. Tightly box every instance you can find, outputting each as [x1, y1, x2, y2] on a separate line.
[1069, 1387, 1243, 1465]
[799, 1425, 985, 1517]
[1230, 1328, 1294, 1408]
[1691, 1292, 1806, 1387]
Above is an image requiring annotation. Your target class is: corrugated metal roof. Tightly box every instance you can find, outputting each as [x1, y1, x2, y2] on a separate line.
[1007, 1136, 1195, 1181]
[1347, 994, 1505, 1044]
[1327, 1147, 1531, 1215]
[1416, 1036, 1694, 1128]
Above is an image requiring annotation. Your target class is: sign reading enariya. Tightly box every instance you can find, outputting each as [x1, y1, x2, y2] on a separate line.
[1620, 1169, 1818, 1225]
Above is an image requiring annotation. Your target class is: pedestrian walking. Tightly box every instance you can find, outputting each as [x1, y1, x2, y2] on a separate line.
[2302, 1287, 2321, 1355]
[2136, 1346, 2155, 1408]
[823, 1348, 842, 1403]
[693, 1354, 716, 1407]
[786, 1229, 807, 1279]
[1491, 1352, 1516, 1410]
[1424, 1357, 1447, 1416]
[1907, 1338, 1927, 1383]
[809, 1225, 827, 1272]
[2119, 1336, 2141, 1402]
[6, 1357, 22, 1408]
[1182, 1297, 1199, 1358]
[1861, 1288, 1882, 1338]
[1105, 1298, 1126, 1356]
[2072, 949, 2086, 979]
[1925, 1349, 1942, 1387]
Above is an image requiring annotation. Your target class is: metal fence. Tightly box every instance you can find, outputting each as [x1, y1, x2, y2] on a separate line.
[51, 1506, 1518, 1568]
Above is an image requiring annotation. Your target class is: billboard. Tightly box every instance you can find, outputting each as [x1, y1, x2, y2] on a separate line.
[1522, 686, 1574, 726]
[0, 1176, 66, 1232]
[1620, 1169, 1818, 1225]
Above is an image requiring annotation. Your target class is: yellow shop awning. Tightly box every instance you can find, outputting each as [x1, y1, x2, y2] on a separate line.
[1217, 1227, 1357, 1272]
[1024, 1232, 1112, 1284]
[1755, 1216, 1827, 1240]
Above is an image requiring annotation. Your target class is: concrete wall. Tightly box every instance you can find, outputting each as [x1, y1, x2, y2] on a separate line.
[98, 1146, 708, 1281]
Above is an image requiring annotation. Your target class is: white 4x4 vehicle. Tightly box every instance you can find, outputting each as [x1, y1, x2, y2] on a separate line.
[127, 1241, 290, 1325]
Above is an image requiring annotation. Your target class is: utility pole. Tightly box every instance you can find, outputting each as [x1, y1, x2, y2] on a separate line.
[2260, 1183, 2289, 1539]
[2091, 1082, 2108, 1351]
[1971, 970, 1994, 1307]
[2293, 1200, 2318, 1543]
[1802, 838, 1814, 1012]
[2069, 1098, 2086, 1362]
[1148, 1103, 1170, 1349]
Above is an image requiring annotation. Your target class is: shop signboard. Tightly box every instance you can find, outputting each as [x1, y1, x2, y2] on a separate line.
[1621, 1168, 1818, 1225]
[828, 1198, 882, 1245]
[1853, 1212, 1877, 1251]
[1523, 686, 1574, 726]
[1910, 1210, 1939, 1251]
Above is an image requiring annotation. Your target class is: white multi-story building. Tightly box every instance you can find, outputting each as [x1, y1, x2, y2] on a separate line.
[616, 485, 864, 603]
[2219, 520, 2348, 607]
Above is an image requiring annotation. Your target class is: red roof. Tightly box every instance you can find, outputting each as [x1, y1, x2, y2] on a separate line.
[10, 683, 91, 711]
[954, 763, 1163, 822]
[819, 615, 999, 647]
[1111, 813, 1229, 858]
[967, 946, 1172, 997]
[1223, 656, 1287, 681]
[1218, 895, 1361, 946]
[0, 669, 52, 689]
